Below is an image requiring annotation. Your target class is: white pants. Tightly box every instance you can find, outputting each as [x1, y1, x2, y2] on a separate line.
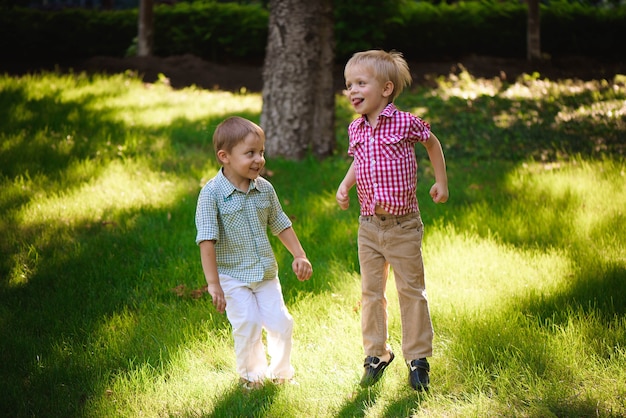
[220, 275, 294, 382]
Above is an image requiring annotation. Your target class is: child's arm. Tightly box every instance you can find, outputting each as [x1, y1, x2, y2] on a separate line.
[277, 227, 312, 282]
[336, 161, 356, 210]
[422, 132, 449, 204]
[199, 240, 226, 313]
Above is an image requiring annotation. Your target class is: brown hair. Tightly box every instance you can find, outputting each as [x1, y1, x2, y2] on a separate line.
[213, 116, 265, 158]
[345, 50, 412, 101]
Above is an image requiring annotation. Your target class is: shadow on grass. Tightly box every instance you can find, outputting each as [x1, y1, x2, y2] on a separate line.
[209, 382, 279, 418]
[0, 79, 260, 415]
[382, 390, 431, 417]
[0, 81, 354, 416]
[441, 206, 625, 415]
[335, 385, 382, 418]
[1, 70, 624, 416]
[335, 384, 430, 417]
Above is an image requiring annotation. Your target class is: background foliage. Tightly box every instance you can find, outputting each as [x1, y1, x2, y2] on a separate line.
[1, 0, 625, 66]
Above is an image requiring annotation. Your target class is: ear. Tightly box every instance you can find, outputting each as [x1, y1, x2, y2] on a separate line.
[382, 81, 394, 98]
[216, 149, 229, 164]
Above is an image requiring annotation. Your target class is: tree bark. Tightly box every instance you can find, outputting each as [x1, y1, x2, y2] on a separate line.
[138, 0, 154, 57]
[527, 0, 541, 62]
[261, 0, 335, 160]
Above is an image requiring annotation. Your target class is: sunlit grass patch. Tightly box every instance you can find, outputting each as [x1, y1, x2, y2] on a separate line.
[2, 71, 262, 129]
[556, 98, 626, 124]
[1, 71, 625, 417]
[418, 157, 625, 416]
[85, 312, 236, 417]
[2, 156, 201, 289]
[86, 274, 364, 417]
[0, 72, 260, 181]
[431, 68, 503, 100]
[405, 69, 626, 160]
[17, 159, 188, 227]
[426, 227, 572, 313]
[448, 158, 626, 254]
[88, 84, 261, 128]
[506, 159, 626, 256]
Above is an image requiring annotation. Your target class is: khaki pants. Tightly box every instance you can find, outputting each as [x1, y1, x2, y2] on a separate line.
[358, 212, 434, 361]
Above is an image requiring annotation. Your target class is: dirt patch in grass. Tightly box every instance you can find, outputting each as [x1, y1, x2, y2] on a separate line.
[7, 53, 626, 92]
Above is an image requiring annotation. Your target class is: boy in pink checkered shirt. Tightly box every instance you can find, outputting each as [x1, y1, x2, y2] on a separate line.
[336, 50, 449, 392]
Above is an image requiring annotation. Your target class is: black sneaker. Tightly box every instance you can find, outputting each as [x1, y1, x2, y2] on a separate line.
[407, 358, 430, 391]
[359, 351, 395, 387]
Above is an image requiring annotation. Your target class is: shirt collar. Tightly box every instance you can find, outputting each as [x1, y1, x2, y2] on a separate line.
[215, 168, 266, 197]
[355, 102, 398, 127]
[381, 102, 397, 117]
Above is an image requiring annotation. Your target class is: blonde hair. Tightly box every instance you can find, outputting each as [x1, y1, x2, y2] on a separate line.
[345, 50, 412, 101]
[213, 116, 265, 158]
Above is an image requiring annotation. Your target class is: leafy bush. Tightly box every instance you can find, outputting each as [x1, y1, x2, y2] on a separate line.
[383, 1, 528, 60]
[0, 7, 136, 61]
[0, 0, 624, 64]
[153, 2, 268, 62]
[333, 0, 404, 61]
[541, 2, 626, 59]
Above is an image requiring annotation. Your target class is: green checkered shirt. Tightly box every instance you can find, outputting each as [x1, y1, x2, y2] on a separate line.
[195, 169, 292, 283]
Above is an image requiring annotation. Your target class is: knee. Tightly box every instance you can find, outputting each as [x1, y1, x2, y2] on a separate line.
[232, 311, 263, 335]
[266, 311, 293, 335]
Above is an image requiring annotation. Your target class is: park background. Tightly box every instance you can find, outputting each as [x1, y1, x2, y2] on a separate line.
[1, 0, 625, 417]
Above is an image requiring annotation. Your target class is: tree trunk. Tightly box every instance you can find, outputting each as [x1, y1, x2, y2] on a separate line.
[527, 0, 541, 62]
[138, 0, 154, 57]
[261, 0, 335, 160]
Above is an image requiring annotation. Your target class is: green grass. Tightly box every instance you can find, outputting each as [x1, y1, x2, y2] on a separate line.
[0, 68, 625, 417]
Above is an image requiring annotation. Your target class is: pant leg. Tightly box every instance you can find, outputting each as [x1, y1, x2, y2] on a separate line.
[383, 213, 434, 360]
[220, 275, 267, 381]
[358, 216, 392, 357]
[253, 278, 295, 380]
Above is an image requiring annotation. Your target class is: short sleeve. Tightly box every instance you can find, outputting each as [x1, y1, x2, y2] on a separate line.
[195, 181, 220, 245]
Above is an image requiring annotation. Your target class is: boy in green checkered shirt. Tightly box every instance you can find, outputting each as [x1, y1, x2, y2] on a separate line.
[195, 116, 312, 389]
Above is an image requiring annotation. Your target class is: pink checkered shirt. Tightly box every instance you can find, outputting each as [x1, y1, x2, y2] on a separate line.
[348, 103, 431, 216]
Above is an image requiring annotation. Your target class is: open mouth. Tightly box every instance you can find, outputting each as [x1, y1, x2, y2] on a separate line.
[352, 98, 364, 107]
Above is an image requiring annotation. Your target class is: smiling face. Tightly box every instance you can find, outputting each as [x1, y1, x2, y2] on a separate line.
[218, 132, 266, 190]
[344, 63, 394, 122]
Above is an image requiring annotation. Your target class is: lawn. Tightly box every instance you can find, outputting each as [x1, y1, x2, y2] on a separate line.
[0, 69, 625, 417]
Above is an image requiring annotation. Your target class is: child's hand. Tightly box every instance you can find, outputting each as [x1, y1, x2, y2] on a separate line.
[207, 283, 226, 314]
[336, 186, 350, 210]
[430, 182, 449, 204]
[292, 257, 313, 281]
